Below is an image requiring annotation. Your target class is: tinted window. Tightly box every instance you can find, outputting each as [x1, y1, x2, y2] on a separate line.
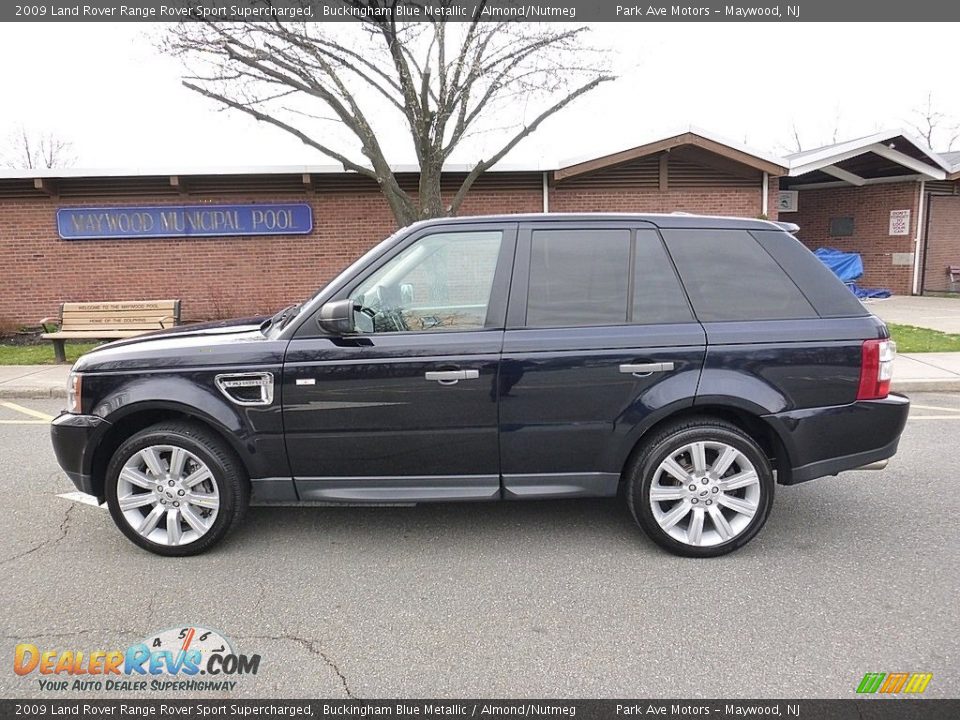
[661, 229, 817, 321]
[751, 230, 867, 318]
[350, 230, 502, 332]
[633, 229, 695, 324]
[527, 229, 630, 327]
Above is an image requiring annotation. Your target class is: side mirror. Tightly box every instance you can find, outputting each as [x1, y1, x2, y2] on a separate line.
[317, 299, 358, 335]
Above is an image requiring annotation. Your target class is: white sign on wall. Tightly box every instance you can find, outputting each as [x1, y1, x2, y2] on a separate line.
[777, 190, 798, 213]
[889, 209, 911, 236]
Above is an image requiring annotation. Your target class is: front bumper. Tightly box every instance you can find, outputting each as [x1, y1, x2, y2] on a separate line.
[50, 412, 111, 497]
[764, 393, 910, 485]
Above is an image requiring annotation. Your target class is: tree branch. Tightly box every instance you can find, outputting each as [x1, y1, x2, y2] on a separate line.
[448, 75, 613, 214]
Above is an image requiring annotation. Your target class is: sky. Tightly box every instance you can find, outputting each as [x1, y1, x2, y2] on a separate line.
[2, 22, 959, 171]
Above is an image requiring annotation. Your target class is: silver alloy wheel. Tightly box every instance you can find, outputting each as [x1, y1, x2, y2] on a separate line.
[649, 440, 761, 547]
[117, 444, 220, 547]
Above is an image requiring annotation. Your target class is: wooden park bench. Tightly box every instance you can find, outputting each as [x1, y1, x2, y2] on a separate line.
[40, 300, 181, 363]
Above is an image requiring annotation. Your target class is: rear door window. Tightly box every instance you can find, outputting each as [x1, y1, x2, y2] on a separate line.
[661, 229, 817, 321]
[527, 229, 631, 327]
[633, 229, 695, 324]
[524, 227, 695, 327]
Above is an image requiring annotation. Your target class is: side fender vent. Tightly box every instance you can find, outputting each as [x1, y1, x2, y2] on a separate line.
[214, 372, 275, 406]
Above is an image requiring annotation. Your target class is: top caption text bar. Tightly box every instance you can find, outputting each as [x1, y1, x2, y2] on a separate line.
[7, 0, 960, 23]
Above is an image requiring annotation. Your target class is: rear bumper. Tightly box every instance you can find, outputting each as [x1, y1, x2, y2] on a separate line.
[50, 412, 111, 497]
[764, 393, 910, 485]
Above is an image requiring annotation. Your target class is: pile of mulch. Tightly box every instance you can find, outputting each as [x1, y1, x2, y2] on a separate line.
[0, 328, 47, 346]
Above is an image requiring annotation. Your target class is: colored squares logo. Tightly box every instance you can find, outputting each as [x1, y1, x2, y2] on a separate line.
[857, 672, 932, 694]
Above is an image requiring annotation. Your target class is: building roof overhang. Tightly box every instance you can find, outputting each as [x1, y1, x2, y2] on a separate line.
[554, 128, 788, 180]
[785, 129, 948, 188]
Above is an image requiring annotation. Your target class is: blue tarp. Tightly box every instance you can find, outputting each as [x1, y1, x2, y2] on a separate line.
[847, 283, 892, 299]
[814, 247, 892, 299]
[814, 247, 863, 283]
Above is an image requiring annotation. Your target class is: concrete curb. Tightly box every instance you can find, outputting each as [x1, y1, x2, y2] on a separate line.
[0, 386, 66, 399]
[892, 379, 960, 394]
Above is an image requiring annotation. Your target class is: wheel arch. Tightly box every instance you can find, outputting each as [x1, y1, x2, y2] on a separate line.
[619, 403, 794, 485]
[88, 402, 252, 503]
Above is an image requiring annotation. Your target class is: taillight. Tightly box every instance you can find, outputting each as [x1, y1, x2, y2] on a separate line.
[857, 338, 896, 400]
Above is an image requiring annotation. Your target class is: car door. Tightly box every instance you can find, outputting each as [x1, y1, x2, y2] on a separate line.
[282, 222, 517, 502]
[498, 221, 706, 498]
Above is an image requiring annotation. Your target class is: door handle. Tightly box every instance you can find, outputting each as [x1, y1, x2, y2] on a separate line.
[619, 362, 675, 376]
[424, 369, 480, 385]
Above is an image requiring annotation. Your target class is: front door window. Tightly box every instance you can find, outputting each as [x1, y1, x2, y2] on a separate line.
[349, 230, 503, 333]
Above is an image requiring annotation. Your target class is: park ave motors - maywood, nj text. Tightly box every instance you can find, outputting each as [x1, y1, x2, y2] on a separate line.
[616, 5, 800, 16]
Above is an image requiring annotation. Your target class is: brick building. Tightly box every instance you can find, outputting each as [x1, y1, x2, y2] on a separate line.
[1, 128, 959, 325]
[780, 130, 960, 295]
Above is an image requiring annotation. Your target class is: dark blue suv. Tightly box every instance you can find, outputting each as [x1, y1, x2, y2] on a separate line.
[50, 214, 909, 557]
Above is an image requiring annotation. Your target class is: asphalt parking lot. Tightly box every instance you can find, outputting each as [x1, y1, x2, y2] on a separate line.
[1, 394, 958, 700]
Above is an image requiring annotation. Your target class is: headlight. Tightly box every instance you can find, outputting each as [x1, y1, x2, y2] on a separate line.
[67, 372, 83, 413]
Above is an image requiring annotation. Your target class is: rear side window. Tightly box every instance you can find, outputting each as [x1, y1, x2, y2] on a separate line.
[527, 229, 630, 327]
[661, 229, 817, 321]
[751, 230, 867, 318]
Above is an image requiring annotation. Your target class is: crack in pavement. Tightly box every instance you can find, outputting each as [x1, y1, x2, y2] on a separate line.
[235, 633, 354, 698]
[0, 629, 144, 641]
[0, 501, 75, 567]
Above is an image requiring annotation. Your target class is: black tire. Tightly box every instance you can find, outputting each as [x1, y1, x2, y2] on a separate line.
[626, 417, 774, 558]
[105, 421, 249, 556]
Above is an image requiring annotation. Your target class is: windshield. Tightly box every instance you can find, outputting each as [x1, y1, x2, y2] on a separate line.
[262, 225, 412, 337]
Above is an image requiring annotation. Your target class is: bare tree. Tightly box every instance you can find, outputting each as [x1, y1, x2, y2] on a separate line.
[1, 126, 76, 169]
[907, 92, 960, 152]
[164, 6, 614, 226]
[780, 109, 843, 155]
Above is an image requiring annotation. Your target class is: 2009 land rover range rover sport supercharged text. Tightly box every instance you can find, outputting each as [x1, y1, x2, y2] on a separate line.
[51, 213, 909, 558]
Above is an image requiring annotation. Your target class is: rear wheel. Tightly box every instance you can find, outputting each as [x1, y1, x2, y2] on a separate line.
[105, 421, 248, 556]
[627, 418, 774, 557]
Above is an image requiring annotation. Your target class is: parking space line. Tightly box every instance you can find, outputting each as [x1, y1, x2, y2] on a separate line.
[911, 404, 960, 414]
[908, 415, 960, 420]
[0, 401, 55, 422]
[57, 491, 106, 508]
[0, 420, 48, 425]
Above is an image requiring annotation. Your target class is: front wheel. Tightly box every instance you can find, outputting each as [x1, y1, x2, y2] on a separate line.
[627, 418, 774, 557]
[105, 421, 248, 556]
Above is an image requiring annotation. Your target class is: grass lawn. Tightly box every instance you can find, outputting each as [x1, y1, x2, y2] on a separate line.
[0, 342, 102, 365]
[887, 324, 960, 354]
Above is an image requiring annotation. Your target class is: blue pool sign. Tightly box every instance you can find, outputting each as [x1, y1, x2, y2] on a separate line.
[57, 203, 313, 240]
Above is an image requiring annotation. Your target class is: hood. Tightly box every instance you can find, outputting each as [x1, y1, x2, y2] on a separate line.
[96, 316, 267, 348]
[73, 315, 286, 373]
